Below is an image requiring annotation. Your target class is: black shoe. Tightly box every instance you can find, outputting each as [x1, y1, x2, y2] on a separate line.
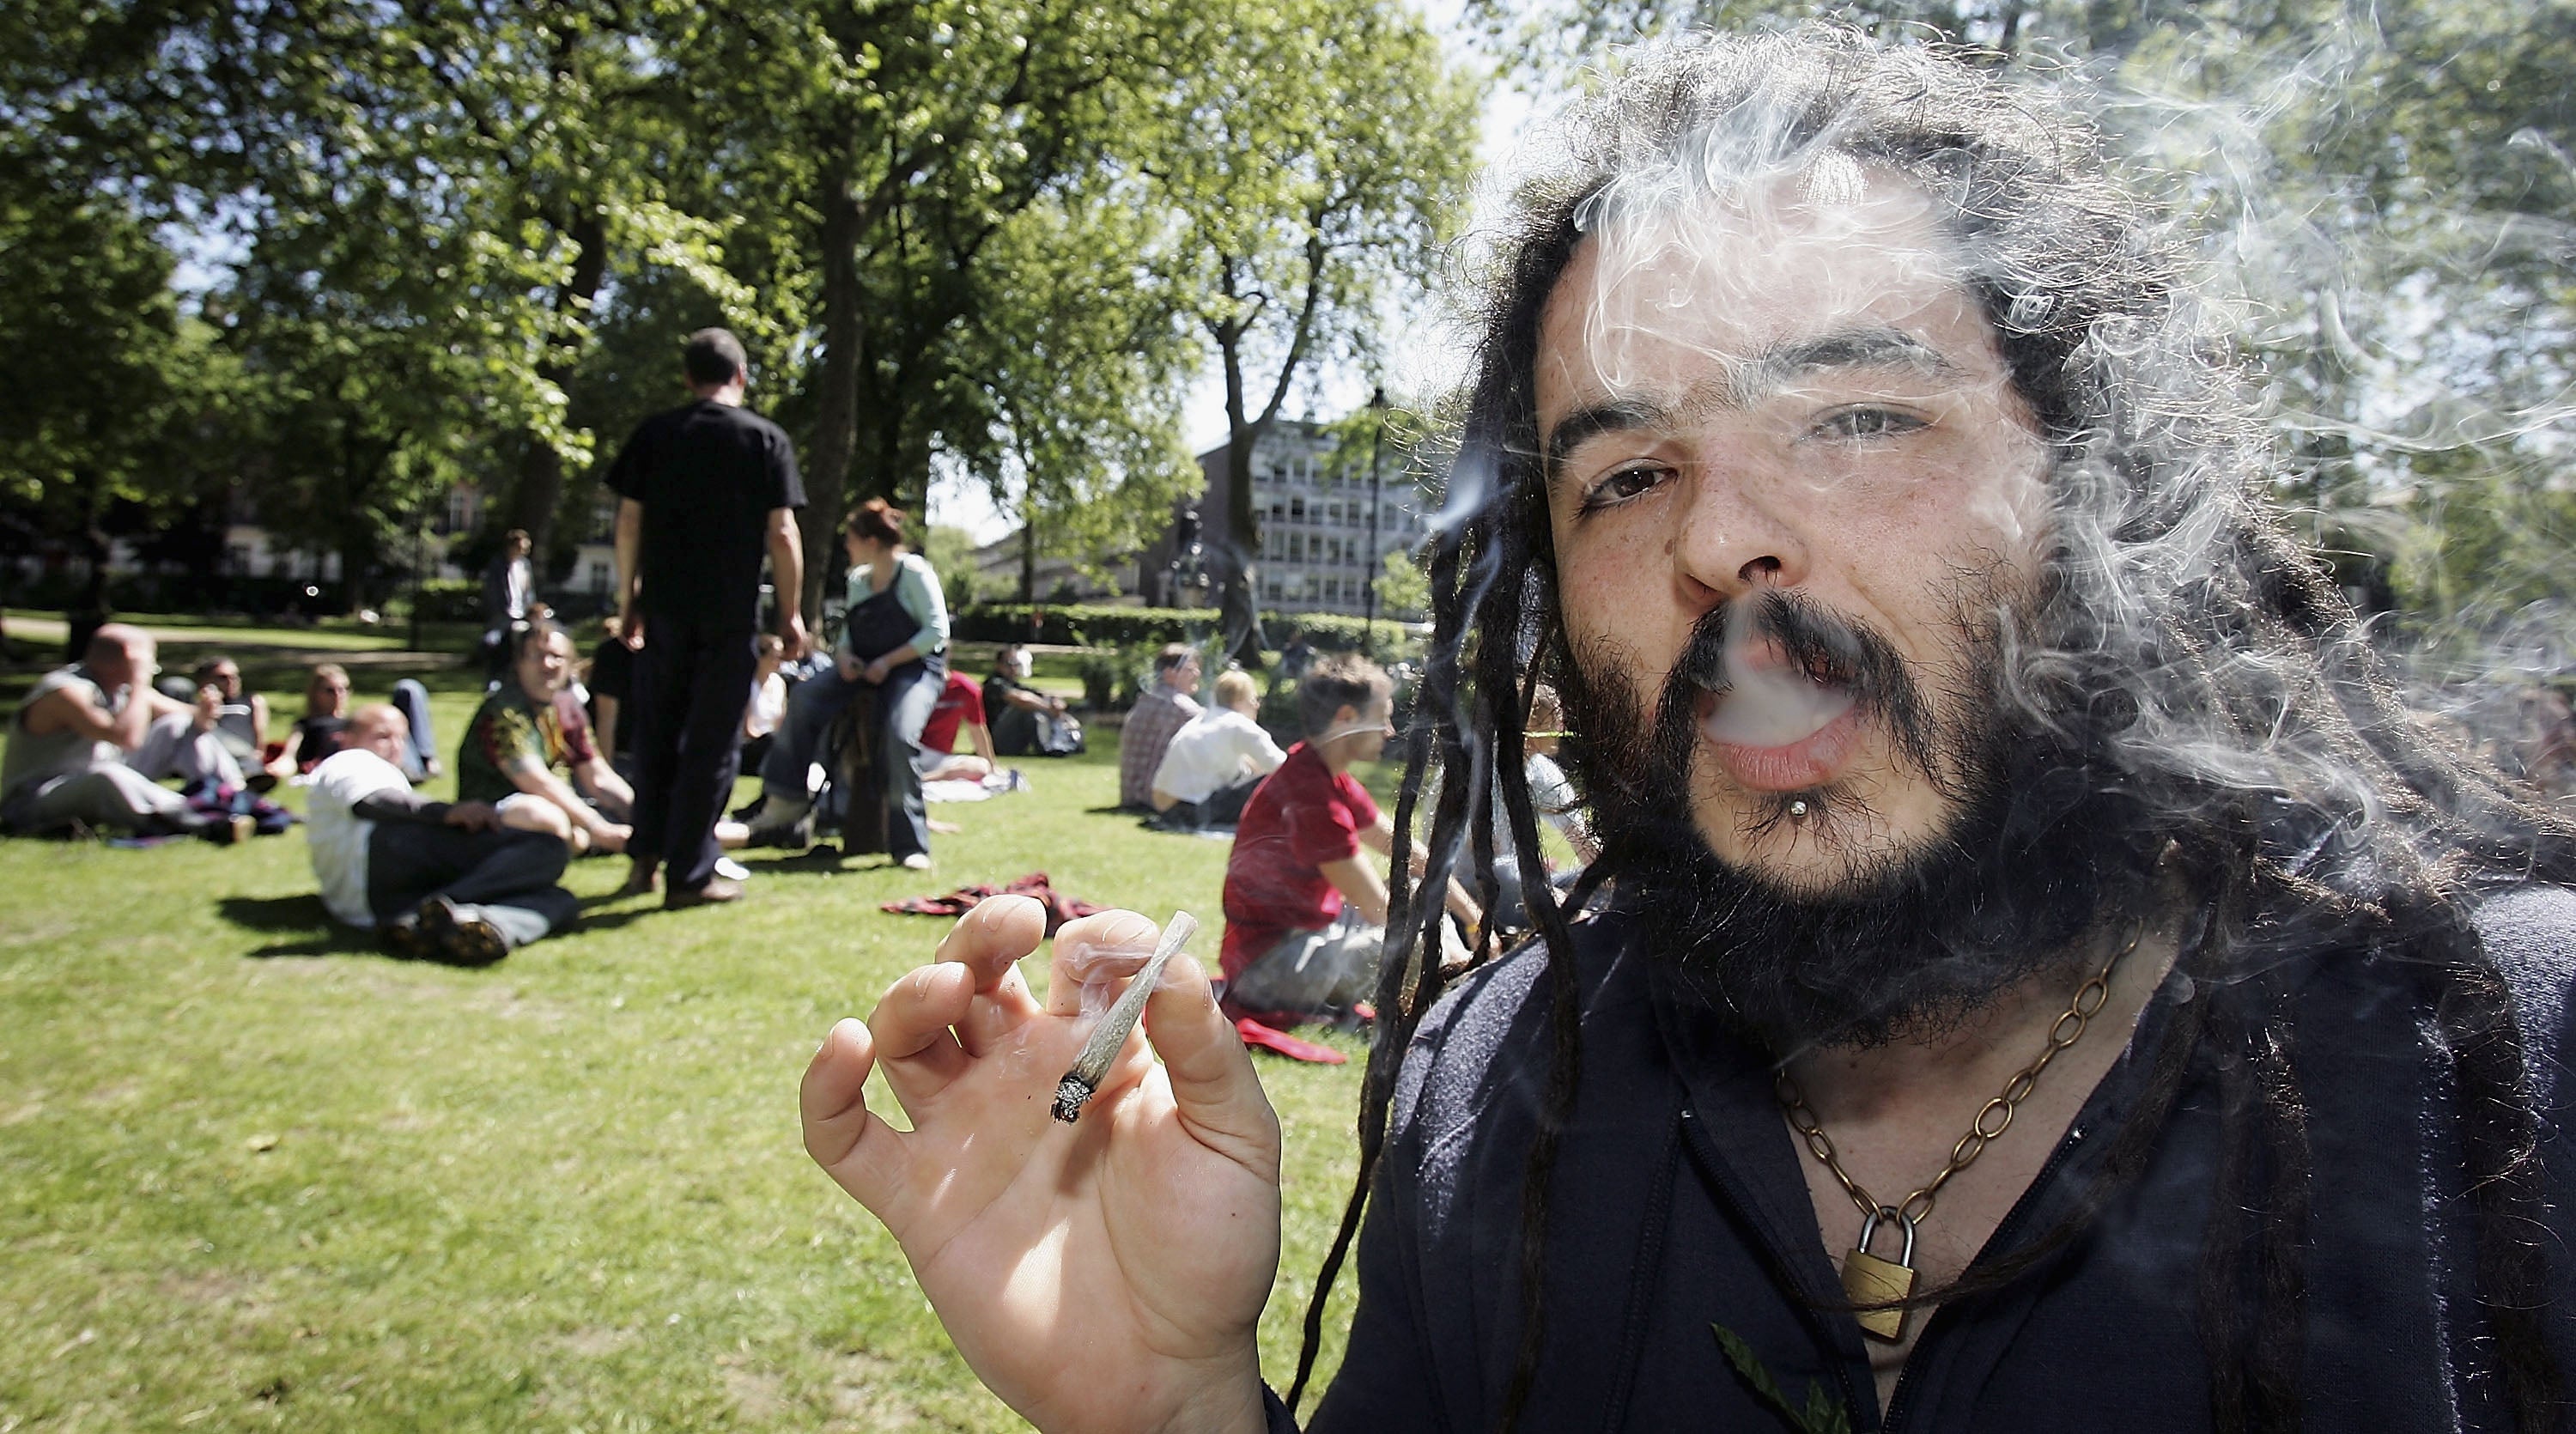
[382, 919, 428, 961]
[245, 771, 279, 795]
[416, 895, 508, 967]
[665, 876, 744, 910]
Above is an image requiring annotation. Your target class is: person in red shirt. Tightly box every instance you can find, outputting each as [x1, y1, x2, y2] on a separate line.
[917, 668, 999, 784]
[1218, 653, 1479, 1025]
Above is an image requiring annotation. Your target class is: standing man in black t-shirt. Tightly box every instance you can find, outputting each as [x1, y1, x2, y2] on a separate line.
[606, 328, 808, 908]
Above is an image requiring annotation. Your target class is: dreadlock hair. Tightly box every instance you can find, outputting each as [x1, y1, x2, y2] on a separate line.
[1288, 27, 2573, 1432]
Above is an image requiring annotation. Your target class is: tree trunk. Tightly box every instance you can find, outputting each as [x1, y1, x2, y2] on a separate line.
[1020, 518, 1037, 603]
[510, 209, 610, 560]
[804, 151, 866, 625]
[1217, 419, 1265, 667]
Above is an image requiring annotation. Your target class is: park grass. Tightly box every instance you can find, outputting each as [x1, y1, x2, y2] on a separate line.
[0, 672, 1376, 1431]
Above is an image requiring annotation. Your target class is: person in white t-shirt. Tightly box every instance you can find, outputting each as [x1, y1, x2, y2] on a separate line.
[1149, 669, 1286, 830]
[1489, 684, 1600, 927]
[307, 704, 579, 965]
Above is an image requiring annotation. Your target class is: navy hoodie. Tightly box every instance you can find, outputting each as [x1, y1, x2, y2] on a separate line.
[1267, 887, 2576, 1432]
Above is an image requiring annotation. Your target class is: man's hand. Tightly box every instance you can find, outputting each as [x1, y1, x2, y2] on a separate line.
[193, 684, 223, 729]
[862, 656, 891, 686]
[618, 605, 645, 651]
[445, 802, 503, 832]
[592, 823, 631, 854]
[836, 651, 865, 684]
[802, 900, 1279, 1434]
[780, 611, 809, 662]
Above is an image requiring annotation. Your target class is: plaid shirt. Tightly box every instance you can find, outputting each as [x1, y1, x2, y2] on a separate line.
[1118, 683, 1200, 808]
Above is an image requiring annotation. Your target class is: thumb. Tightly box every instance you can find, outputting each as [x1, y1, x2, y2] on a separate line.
[1143, 954, 1280, 1180]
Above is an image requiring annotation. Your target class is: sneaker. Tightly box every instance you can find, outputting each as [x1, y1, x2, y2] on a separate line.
[742, 793, 809, 839]
[898, 852, 933, 872]
[713, 856, 750, 881]
[665, 876, 745, 910]
[417, 895, 508, 967]
[381, 919, 428, 961]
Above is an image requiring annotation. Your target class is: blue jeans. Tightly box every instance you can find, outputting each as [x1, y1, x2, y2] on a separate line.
[391, 679, 437, 781]
[760, 660, 940, 859]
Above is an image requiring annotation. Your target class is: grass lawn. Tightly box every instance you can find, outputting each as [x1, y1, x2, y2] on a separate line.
[0, 658, 1376, 1431]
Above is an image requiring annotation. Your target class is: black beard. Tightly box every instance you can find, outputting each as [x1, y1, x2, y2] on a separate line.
[1556, 588, 2158, 1053]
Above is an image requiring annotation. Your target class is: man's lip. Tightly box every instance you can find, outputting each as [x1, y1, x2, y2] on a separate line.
[1695, 690, 1865, 792]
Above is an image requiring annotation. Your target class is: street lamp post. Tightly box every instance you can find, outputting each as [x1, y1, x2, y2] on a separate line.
[1364, 386, 1386, 654]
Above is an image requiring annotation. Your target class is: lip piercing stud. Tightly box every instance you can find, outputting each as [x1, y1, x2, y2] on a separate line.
[1788, 799, 1812, 823]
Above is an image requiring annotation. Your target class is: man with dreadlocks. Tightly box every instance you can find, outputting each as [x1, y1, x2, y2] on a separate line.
[798, 28, 2576, 1434]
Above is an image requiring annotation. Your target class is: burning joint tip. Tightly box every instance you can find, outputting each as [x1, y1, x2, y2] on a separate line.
[1049, 1074, 1097, 1124]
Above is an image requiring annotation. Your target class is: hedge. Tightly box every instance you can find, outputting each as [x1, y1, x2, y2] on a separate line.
[952, 604, 1425, 658]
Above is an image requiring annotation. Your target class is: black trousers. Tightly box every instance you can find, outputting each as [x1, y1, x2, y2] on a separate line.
[365, 823, 578, 943]
[629, 618, 757, 891]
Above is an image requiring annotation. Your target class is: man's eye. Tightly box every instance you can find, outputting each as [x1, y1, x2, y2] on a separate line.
[1814, 407, 1926, 441]
[1579, 464, 1672, 512]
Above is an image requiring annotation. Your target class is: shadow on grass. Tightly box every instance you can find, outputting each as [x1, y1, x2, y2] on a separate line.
[219, 893, 337, 933]
[216, 894, 392, 960]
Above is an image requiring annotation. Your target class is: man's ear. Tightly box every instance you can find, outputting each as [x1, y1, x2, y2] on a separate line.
[1334, 703, 1360, 732]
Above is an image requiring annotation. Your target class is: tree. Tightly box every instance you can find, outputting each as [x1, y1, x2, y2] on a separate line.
[1154, 0, 1482, 662]
[674, 0, 1217, 621]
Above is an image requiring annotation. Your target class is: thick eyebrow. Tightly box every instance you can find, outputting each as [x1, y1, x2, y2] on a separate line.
[1739, 325, 1959, 404]
[1541, 397, 1673, 486]
[1540, 325, 1962, 485]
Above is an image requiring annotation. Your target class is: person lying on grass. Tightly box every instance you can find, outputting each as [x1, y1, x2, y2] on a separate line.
[307, 704, 577, 964]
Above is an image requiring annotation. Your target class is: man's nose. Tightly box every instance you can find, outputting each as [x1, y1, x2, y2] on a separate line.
[1670, 454, 1811, 608]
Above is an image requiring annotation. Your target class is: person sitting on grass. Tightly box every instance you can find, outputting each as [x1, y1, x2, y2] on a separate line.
[307, 704, 577, 964]
[1217, 653, 1477, 1026]
[918, 667, 1002, 784]
[456, 623, 631, 856]
[1151, 669, 1284, 831]
[266, 663, 355, 779]
[739, 633, 789, 775]
[1118, 643, 1202, 811]
[1483, 683, 1601, 929]
[0, 623, 253, 843]
[194, 655, 270, 769]
[984, 645, 1082, 757]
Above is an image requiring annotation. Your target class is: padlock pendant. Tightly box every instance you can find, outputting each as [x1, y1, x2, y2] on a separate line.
[1841, 1207, 1917, 1341]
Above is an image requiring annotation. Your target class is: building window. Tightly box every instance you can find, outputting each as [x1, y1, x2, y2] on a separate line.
[1290, 496, 1306, 520]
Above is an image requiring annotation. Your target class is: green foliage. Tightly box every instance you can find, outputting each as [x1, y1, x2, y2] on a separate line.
[922, 525, 984, 613]
[1373, 549, 1433, 621]
[1711, 1323, 1856, 1434]
[407, 579, 486, 625]
[955, 604, 1231, 648]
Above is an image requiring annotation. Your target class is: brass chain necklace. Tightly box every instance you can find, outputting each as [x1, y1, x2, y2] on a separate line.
[1774, 921, 2143, 1343]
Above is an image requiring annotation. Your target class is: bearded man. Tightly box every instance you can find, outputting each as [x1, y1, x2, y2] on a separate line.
[796, 31, 2576, 1434]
